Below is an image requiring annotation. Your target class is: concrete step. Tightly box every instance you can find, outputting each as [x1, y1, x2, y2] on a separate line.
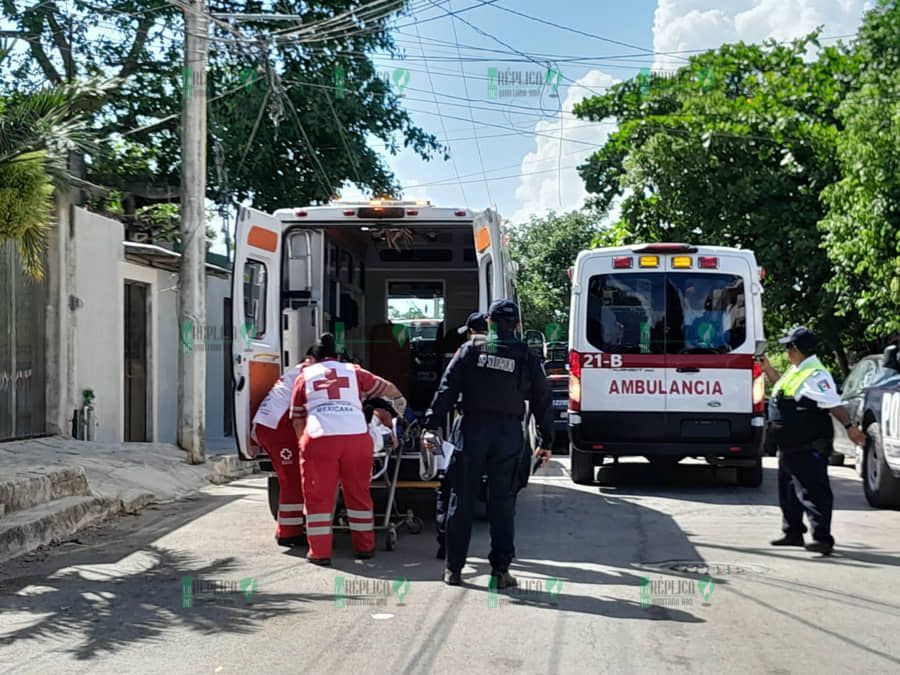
[0, 495, 120, 563]
[0, 467, 91, 517]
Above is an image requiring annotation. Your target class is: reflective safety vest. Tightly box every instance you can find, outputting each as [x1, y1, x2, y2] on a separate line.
[770, 356, 833, 449]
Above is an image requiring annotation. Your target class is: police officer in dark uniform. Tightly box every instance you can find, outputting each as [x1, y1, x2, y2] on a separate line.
[759, 327, 866, 555]
[435, 312, 489, 560]
[423, 299, 554, 587]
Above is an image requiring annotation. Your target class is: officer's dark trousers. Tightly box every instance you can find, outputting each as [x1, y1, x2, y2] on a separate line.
[435, 471, 450, 552]
[778, 448, 834, 544]
[445, 413, 522, 573]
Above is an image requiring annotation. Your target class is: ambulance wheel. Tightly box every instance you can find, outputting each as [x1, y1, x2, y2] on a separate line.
[737, 459, 763, 487]
[570, 447, 596, 485]
[267, 476, 280, 520]
[385, 528, 398, 551]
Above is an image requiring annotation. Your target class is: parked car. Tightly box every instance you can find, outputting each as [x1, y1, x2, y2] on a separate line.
[831, 349, 898, 466]
[840, 346, 900, 507]
[544, 342, 570, 450]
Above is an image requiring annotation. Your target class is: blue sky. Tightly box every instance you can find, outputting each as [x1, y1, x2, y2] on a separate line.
[341, 0, 660, 221]
[338, 0, 871, 225]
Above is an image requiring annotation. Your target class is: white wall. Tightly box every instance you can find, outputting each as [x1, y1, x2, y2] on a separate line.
[73, 209, 124, 442]
[72, 207, 231, 446]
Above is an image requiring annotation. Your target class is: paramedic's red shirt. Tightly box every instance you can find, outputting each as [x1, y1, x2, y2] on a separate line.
[289, 362, 390, 420]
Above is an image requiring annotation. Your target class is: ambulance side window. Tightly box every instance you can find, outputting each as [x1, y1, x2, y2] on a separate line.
[243, 260, 267, 339]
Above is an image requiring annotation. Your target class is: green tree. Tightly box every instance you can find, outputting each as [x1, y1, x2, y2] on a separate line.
[0, 80, 108, 276]
[574, 34, 870, 372]
[820, 0, 900, 340]
[1, 1, 442, 233]
[509, 210, 604, 335]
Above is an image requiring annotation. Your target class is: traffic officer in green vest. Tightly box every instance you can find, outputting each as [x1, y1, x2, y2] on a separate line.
[758, 327, 866, 555]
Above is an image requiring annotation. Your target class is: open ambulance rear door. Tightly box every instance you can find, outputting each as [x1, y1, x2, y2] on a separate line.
[472, 209, 506, 310]
[232, 205, 284, 460]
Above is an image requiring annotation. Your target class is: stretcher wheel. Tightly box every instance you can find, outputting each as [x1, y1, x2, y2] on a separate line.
[385, 528, 398, 551]
[406, 516, 423, 535]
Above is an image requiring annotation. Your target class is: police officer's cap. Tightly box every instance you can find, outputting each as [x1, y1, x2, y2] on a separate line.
[457, 311, 488, 335]
[488, 299, 520, 322]
[778, 326, 817, 353]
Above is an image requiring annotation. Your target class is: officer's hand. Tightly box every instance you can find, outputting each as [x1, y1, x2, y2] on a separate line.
[848, 425, 866, 446]
[533, 447, 552, 466]
[756, 354, 769, 367]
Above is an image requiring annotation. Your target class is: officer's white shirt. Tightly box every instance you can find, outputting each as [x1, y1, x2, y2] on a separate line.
[792, 356, 842, 409]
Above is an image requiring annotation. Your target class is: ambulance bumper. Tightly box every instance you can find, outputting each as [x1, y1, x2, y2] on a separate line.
[569, 411, 765, 460]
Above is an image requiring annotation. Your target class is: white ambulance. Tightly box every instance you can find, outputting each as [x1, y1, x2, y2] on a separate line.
[231, 200, 516, 465]
[567, 243, 767, 486]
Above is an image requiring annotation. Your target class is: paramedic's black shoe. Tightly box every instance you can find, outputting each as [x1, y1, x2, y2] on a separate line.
[490, 570, 518, 590]
[306, 555, 332, 566]
[805, 540, 834, 556]
[276, 534, 307, 547]
[770, 535, 805, 547]
[354, 549, 375, 560]
[444, 570, 461, 586]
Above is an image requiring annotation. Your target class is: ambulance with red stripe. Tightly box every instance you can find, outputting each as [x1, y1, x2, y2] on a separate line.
[567, 243, 767, 486]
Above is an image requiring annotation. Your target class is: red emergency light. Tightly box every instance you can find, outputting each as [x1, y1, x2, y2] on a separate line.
[343, 209, 355, 216]
[698, 256, 719, 269]
[454, 210, 467, 217]
[613, 256, 633, 269]
[407, 209, 418, 216]
[294, 209, 308, 217]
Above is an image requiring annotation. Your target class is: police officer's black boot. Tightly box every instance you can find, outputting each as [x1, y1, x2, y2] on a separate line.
[444, 569, 461, 586]
[490, 570, 518, 590]
[770, 535, 804, 546]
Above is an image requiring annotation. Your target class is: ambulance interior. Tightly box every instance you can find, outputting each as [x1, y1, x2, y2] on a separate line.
[280, 221, 483, 413]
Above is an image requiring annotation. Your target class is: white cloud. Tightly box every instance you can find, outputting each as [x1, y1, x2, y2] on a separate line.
[652, 0, 871, 70]
[510, 69, 618, 225]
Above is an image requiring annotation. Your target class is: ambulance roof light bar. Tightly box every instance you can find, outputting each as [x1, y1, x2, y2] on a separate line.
[634, 243, 698, 254]
[329, 199, 432, 207]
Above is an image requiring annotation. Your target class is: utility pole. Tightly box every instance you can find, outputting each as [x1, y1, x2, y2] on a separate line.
[178, 0, 208, 464]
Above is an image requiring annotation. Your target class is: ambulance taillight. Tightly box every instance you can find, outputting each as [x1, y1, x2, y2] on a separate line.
[613, 256, 632, 269]
[699, 256, 719, 269]
[752, 360, 766, 414]
[568, 350, 582, 411]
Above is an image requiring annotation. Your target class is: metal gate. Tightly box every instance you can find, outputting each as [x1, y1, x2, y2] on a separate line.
[0, 240, 48, 440]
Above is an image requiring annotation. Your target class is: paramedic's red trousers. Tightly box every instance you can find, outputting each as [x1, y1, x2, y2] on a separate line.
[255, 418, 305, 538]
[300, 432, 374, 558]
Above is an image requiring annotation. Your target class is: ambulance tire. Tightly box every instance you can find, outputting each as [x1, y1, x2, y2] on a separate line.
[570, 446, 596, 485]
[736, 459, 763, 488]
[862, 422, 900, 508]
[267, 476, 280, 520]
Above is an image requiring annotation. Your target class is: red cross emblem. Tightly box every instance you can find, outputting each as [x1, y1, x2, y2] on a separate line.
[313, 368, 351, 400]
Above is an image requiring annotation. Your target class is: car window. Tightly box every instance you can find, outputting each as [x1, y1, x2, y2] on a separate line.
[666, 273, 747, 354]
[842, 359, 875, 396]
[586, 273, 666, 354]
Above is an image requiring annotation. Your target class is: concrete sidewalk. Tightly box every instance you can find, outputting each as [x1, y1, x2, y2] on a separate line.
[0, 437, 257, 563]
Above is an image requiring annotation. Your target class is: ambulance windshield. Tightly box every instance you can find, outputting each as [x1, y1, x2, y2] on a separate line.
[587, 273, 746, 354]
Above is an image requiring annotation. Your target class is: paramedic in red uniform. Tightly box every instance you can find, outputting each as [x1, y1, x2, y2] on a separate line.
[290, 334, 406, 565]
[251, 356, 313, 547]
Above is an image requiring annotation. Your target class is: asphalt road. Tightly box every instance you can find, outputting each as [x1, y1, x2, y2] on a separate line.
[2, 457, 899, 675]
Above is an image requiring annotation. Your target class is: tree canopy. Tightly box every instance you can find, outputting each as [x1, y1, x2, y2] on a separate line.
[573, 3, 900, 369]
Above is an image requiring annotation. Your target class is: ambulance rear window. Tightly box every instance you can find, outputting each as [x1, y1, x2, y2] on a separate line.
[586, 272, 746, 354]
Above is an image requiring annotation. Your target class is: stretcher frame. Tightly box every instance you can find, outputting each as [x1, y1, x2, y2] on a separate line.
[331, 415, 435, 551]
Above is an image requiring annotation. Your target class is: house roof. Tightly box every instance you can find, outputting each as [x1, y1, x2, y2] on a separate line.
[123, 242, 231, 278]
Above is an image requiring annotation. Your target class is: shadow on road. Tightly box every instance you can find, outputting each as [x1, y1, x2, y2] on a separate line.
[0, 492, 325, 661]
